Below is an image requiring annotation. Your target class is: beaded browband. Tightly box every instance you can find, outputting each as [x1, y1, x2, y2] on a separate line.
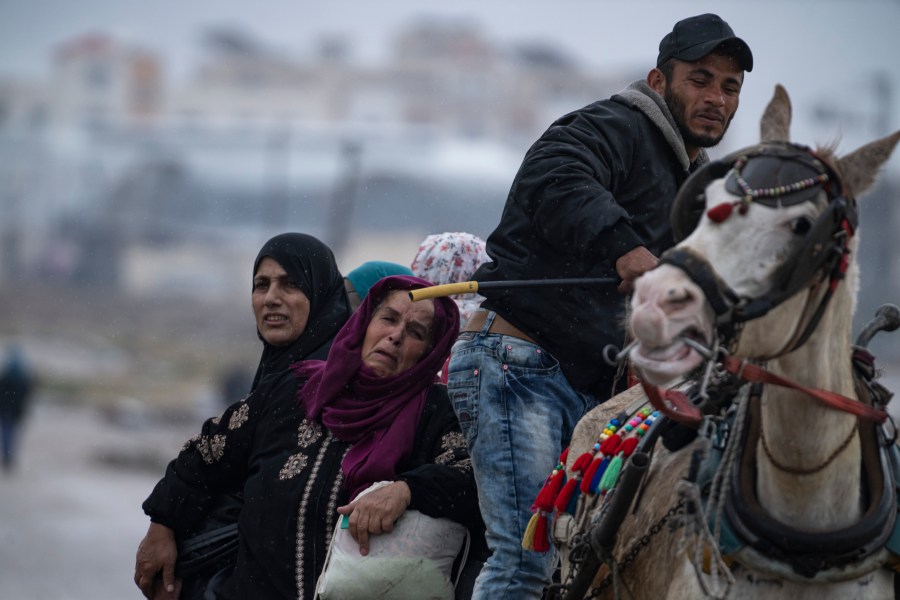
[707, 150, 834, 223]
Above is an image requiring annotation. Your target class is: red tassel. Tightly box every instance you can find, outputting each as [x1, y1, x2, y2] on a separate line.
[706, 202, 733, 223]
[559, 447, 570, 466]
[570, 452, 593, 475]
[533, 469, 565, 511]
[599, 434, 622, 456]
[580, 457, 603, 494]
[533, 513, 550, 552]
[554, 478, 579, 513]
[620, 437, 640, 457]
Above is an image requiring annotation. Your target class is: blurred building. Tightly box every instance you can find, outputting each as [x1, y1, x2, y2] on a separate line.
[0, 15, 898, 401]
[51, 33, 163, 133]
[0, 19, 635, 294]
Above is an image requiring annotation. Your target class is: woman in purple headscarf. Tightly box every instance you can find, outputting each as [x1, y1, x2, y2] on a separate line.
[137, 275, 478, 600]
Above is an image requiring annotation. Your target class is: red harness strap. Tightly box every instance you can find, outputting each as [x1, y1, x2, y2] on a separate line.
[719, 356, 888, 423]
[640, 379, 704, 427]
[639, 356, 888, 428]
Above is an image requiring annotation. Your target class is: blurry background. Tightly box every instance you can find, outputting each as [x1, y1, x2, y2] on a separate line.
[0, 1, 898, 598]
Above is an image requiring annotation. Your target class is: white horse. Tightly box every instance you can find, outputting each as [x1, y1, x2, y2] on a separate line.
[552, 85, 900, 599]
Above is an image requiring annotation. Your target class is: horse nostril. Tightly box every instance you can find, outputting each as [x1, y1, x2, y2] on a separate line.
[664, 286, 694, 309]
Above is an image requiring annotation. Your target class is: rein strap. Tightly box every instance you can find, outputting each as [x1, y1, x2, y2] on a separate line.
[719, 356, 888, 423]
[640, 380, 704, 427]
[639, 355, 888, 429]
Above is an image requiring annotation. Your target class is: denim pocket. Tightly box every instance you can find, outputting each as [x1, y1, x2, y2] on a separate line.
[498, 339, 560, 375]
[446, 347, 482, 445]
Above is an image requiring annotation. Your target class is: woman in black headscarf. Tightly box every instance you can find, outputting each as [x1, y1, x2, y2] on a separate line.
[135, 232, 351, 599]
[249, 232, 352, 391]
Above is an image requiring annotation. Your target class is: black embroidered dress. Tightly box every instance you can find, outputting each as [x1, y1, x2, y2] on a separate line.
[142, 378, 476, 600]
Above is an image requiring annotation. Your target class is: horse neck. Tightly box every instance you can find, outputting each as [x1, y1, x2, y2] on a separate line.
[753, 281, 863, 529]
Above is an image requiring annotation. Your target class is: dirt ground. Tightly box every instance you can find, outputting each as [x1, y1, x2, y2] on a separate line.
[0, 398, 200, 600]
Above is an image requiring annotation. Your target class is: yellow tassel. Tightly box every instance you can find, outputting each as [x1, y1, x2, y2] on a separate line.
[521, 511, 540, 550]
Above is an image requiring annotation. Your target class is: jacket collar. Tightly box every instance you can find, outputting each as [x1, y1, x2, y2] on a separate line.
[613, 79, 709, 172]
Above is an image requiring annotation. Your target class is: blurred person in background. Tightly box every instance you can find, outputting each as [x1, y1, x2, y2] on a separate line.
[135, 231, 352, 599]
[0, 343, 34, 473]
[410, 232, 490, 330]
[343, 260, 414, 311]
[135, 276, 481, 600]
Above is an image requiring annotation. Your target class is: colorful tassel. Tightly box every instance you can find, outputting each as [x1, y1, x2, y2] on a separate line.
[619, 436, 639, 457]
[533, 468, 565, 512]
[580, 457, 603, 494]
[706, 202, 734, 222]
[521, 512, 540, 550]
[599, 433, 622, 456]
[551, 451, 592, 510]
[589, 456, 611, 494]
[523, 405, 659, 553]
[570, 451, 593, 474]
[554, 478, 580, 513]
[533, 512, 550, 552]
[599, 453, 624, 493]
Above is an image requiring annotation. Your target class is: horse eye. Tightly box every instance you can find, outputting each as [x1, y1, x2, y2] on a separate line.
[790, 216, 813, 235]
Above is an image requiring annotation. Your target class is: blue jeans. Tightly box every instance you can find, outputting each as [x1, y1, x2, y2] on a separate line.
[447, 312, 596, 600]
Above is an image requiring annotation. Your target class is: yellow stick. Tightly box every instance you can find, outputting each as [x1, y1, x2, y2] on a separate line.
[409, 281, 479, 301]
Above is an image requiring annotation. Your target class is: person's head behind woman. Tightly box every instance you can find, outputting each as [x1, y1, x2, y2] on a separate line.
[410, 231, 489, 327]
[295, 275, 459, 498]
[343, 261, 414, 312]
[251, 233, 351, 389]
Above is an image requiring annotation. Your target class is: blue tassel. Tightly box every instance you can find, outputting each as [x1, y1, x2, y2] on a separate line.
[589, 456, 611, 494]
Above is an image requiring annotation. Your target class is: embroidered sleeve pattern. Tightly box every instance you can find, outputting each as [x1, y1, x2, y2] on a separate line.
[434, 430, 472, 474]
[197, 434, 227, 464]
[228, 402, 250, 430]
[143, 395, 261, 531]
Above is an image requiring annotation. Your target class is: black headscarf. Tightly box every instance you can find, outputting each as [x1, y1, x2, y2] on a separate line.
[250, 233, 352, 391]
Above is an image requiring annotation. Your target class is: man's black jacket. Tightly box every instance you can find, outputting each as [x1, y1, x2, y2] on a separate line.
[475, 89, 705, 398]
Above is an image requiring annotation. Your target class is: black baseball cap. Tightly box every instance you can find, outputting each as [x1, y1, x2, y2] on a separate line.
[657, 13, 753, 72]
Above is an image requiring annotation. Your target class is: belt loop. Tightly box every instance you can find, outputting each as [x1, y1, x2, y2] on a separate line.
[480, 310, 496, 335]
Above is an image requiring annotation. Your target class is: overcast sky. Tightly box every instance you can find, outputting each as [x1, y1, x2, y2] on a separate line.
[1, 0, 899, 158]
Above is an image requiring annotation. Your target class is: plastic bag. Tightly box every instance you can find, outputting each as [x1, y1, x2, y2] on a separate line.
[315, 481, 468, 600]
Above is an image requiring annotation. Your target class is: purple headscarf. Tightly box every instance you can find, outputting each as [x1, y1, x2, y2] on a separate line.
[293, 275, 459, 499]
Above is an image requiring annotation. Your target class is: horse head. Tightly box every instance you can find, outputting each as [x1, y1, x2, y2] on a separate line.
[629, 84, 900, 385]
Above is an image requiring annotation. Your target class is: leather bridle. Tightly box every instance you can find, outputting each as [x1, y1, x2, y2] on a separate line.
[637, 142, 887, 427]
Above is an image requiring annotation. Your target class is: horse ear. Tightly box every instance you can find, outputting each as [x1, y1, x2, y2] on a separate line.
[759, 84, 792, 143]
[836, 130, 900, 199]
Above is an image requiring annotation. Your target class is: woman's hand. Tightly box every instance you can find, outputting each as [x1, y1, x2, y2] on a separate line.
[134, 522, 181, 599]
[337, 481, 411, 556]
